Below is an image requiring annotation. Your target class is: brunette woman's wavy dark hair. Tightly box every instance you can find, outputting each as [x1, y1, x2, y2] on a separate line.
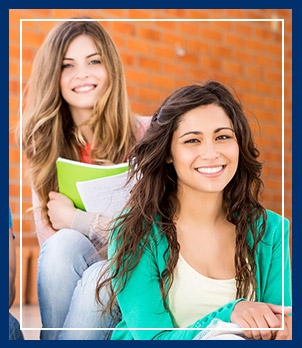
[96, 81, 267, 316]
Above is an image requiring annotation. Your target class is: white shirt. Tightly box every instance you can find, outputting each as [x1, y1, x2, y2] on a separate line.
[168, 254, 237, 328]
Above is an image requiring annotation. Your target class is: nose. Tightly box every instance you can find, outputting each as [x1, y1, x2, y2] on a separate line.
[75, 64, 89, 80]
[199, 140, 220, 160]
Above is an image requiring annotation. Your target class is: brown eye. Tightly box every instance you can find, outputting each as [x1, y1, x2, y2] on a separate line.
[184, 139, 200, 144]
[216, 135, 231, 140]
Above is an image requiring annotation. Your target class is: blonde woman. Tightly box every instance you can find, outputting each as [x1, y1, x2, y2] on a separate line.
[22, 19, 150, 340]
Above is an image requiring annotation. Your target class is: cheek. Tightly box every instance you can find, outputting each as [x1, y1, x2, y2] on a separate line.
[228, 143, 239, 170]
[60, 72, 68, 95]
[94, 66, 108, 84]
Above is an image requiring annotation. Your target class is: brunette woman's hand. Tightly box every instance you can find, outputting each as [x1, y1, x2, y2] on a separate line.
[47, 191, 76, 230]
[231, 301, 292, 340]
[273, 314, 292, 340]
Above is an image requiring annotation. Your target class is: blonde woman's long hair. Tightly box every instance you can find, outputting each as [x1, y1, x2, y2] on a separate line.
[22, 19, 137, 224]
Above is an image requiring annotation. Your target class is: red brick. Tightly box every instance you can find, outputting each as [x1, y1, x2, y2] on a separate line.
[154, 18, 176, 31]
[245, 66, 263, 80]
[98, 9, 127, 17]
[130, 101, 149, 116]
[223, 60, 243, 76]
[120, 53, 135, 66]
[187, 39, 208, 53]
[138, 27, 161, 42]
[233, 50, 253, 63]
[128, 9, 152, 19]
[153, 44, 175, 60]
[255, 55, 274, 68]
[125, 69, 149, 85]
[187, 10, 210, 19]
[9, 27, 19, 43]
[201, 56, 222, 71]
[151, 74, 175, 90]
[111, 35, 124, 49]
[234, 22, 252, 36]
[127, 38, 151, 55]
[139, 57, 161, 72]
[38, 20, 58, 35]
[225, 33, 244, 47]
[246, 39, 265, 52]
[232, 77, 252, 91]
[225, 9, 245, 18]
[164, 9, 186, 17]
[138, 87, 161, 102]
[211, 45, 232, 59]
[178, 52, 199, 65]
[254, 81, 273, 95]
[163, 33, 185, 47]
[126, 84, 136, 98]
[112, 22, 136, 36]
[9, 10, 35, 28]
[22, 30, 45, 48]
[201, 28, 222, 41]
[179, 22, 201, 37]
[188, 67, 209, 81]
[209, 21, 230, 32]
[255, 27, 273, 41]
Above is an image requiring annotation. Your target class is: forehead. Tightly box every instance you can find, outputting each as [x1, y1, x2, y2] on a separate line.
[176, 104, 232, 133]
[65, 35, 97, 56]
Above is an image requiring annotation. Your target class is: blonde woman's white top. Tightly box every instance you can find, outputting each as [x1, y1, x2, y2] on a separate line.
[168, 254, 237, 328]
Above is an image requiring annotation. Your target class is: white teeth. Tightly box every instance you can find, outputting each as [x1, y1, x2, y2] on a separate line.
[197, 166, 223, 174]
[73, 85, 95, 92]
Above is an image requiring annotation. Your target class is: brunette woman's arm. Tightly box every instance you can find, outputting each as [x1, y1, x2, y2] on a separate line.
[108, 226, 245, 340]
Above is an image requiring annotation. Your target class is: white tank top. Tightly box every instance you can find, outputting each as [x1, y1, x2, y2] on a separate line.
[168, 254, 237, 328]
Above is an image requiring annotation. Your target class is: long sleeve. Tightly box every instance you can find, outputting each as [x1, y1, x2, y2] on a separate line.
[108, 227, 244, 340]
[72, 209, 110, 249]
[256, 211, 292, 309]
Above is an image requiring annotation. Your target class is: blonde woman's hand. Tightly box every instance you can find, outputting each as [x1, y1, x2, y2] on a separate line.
[231, 301, 292, 340]
[47, 191, 76, 230]
[273, 314, 292, 340]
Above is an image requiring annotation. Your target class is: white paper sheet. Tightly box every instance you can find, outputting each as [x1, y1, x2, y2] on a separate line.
[76, 171, 136, 218]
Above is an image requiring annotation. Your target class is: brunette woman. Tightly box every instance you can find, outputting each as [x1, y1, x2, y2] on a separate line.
[97, 81, 292, 340]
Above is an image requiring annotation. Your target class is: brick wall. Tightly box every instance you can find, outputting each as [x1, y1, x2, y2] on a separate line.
[9, 9, 292, 247]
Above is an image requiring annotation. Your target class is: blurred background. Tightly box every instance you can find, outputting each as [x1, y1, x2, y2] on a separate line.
[9, 8, 292, 338]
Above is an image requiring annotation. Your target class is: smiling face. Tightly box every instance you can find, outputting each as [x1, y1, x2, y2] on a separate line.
[170, 104, 239, 197]
[60, 34, 108, 121]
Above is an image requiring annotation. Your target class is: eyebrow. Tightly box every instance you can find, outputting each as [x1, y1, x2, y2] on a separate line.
[179, 127, 234, 138]
[62, 52, 101, 61]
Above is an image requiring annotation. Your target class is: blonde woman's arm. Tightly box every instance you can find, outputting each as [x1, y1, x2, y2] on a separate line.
[32, 188, 56, 246]
[47, 191, 109, 246]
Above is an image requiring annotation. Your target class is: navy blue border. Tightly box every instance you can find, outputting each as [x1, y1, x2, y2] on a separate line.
[5, 3, 299, 346]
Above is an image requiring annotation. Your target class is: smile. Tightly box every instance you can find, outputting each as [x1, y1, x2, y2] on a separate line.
[72, 84, 96, 93]
[195, 165, 226, 175]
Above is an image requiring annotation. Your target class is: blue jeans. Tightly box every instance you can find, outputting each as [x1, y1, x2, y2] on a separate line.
[38, 229, 120, 340]
[9, 312, 24, 340]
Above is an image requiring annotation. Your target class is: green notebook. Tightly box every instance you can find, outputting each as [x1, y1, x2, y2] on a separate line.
[56, 157, 129, 210]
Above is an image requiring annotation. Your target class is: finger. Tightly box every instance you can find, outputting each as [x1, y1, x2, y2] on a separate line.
[275, 316, 292, 340]
[252, 313, 272, 340]
[267, 303, 292, 315]
[243, 312, 262, 340]
[48, 191, 58, 200]
[234, 318, 252, 339]
[264, 311, 282, 329]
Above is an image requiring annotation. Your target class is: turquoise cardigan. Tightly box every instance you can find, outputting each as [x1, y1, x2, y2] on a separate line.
[108, 210, 292, 340]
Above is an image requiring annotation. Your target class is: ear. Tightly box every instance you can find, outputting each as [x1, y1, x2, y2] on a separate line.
[166, 157, 173, 164]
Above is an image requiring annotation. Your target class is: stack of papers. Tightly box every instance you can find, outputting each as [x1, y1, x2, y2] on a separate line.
[56, 157, 135, 218]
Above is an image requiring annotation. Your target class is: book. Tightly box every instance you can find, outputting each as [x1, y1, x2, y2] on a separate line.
[76, 171, 136, 218]
[56, 157, 129, 211]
